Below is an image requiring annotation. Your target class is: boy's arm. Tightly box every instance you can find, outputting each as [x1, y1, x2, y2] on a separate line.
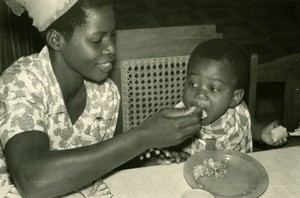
[251, 117, 288, 146]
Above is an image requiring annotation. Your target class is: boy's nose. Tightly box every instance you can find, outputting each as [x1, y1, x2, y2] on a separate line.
[195, 90, 208, 101]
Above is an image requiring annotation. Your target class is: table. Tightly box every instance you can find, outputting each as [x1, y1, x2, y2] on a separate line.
[104, 146, 300, 198]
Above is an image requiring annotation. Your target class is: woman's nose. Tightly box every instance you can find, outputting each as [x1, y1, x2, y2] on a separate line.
[102, 34, 116, 56]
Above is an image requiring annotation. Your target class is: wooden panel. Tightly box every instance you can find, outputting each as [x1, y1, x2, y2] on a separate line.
[110, 25, 222, 88]
[257, 53, 300, 82]
[115, 25, 222, 60]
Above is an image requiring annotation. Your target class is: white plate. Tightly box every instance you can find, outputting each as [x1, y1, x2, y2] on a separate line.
[183, 150, 269, 198]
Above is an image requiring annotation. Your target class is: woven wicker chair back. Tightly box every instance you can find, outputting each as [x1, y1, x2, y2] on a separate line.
[121, 56, 189, 132]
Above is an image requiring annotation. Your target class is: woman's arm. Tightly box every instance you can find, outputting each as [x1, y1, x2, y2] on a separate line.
[5, 130, 143, 198]
[4, 108, 202, 198]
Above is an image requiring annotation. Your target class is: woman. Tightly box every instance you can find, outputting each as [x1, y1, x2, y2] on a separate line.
[0, 0, 202, 197]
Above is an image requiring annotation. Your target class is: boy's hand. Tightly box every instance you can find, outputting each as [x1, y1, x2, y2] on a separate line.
[261, 121, 288, 146]
[140, 148, 190, 166]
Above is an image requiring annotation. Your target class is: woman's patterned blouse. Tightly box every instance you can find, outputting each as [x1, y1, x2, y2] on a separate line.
[0, 46, 120, 186]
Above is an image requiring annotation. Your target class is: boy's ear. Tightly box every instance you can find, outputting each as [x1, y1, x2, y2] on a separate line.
[230, 89, 244, 108]
[46, 29, 64, 51]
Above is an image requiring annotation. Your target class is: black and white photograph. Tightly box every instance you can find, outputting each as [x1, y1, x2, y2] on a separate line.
[0, 0, 299, 197]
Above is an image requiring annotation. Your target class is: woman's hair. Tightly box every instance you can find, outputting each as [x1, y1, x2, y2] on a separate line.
[188, 38, 250, 90]
[40, 0, 112, 41]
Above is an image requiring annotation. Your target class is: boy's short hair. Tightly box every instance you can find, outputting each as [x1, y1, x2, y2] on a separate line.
[188, 38, 250, 90]
[40, 0, 112, 41]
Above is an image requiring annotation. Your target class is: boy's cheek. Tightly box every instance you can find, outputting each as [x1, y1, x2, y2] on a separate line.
[201, 118, 212, 126]
[182, 98, 191, 108]
[201, 113, 219, 126]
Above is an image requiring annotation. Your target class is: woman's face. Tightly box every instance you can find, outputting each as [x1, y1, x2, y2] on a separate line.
[183, 57, 236, 126]
[60, 4, 116, 82]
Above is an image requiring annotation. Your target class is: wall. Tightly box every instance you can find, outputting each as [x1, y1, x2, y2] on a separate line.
[0, 1, 44, 74]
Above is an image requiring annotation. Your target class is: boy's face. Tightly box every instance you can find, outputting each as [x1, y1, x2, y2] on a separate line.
[183, 57, 238, 126]
[60, 4, 116, 82]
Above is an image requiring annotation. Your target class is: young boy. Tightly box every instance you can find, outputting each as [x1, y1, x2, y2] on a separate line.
[142, 38, 253, 165]
[178, 38, 252, 155]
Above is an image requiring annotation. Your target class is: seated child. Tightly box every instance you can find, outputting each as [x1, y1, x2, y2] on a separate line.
[141, 38, 252, 165]
[177, 38, 252, 155]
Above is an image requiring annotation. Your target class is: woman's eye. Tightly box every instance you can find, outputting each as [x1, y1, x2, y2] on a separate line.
[91, 35, 105, 44]
[92, 38, 102, 43]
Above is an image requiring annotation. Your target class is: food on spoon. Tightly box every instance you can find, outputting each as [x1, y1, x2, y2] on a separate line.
[201, 109, 207, 119]
[189, 107, 207, 120]
[193, 156, 228, 180]
[270, 125, 289, 142]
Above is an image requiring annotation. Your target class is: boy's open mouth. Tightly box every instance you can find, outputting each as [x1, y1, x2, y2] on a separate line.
[192, 106, 208, 120]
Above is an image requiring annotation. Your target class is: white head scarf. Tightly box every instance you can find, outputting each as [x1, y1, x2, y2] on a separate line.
[4, 0, 78, 31]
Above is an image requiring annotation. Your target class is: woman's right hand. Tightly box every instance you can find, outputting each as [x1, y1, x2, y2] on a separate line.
[133, 107, 202, 149]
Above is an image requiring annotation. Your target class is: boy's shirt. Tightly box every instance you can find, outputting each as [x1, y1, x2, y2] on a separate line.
[175, 101, 253, 154]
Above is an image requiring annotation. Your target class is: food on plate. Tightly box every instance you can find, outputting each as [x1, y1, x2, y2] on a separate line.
[193, 156, 228, 180]
[270, 125, 289, 142]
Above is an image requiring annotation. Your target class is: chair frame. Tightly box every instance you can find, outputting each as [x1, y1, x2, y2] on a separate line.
[248, 52, 300, 131]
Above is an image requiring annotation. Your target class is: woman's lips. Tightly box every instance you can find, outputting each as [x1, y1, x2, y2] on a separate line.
[97, 62, 112, 73]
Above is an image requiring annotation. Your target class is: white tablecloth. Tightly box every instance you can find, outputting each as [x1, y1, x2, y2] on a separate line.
[104, 146, 300, 198]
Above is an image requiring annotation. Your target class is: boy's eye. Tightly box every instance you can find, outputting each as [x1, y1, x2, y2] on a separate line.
[210, 87, 220, 92]
[188, 82, 199, 88]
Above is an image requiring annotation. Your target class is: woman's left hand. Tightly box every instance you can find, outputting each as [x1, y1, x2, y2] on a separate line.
[139, 148, 190, 166]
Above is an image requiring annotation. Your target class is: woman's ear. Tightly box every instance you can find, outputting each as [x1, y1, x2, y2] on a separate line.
[46, 29, 64, 51]
[230, 89, 245, 108]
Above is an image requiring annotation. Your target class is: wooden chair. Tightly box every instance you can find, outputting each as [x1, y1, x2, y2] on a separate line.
[248, 52, 300, 132]
[110, 25, 222, 133]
